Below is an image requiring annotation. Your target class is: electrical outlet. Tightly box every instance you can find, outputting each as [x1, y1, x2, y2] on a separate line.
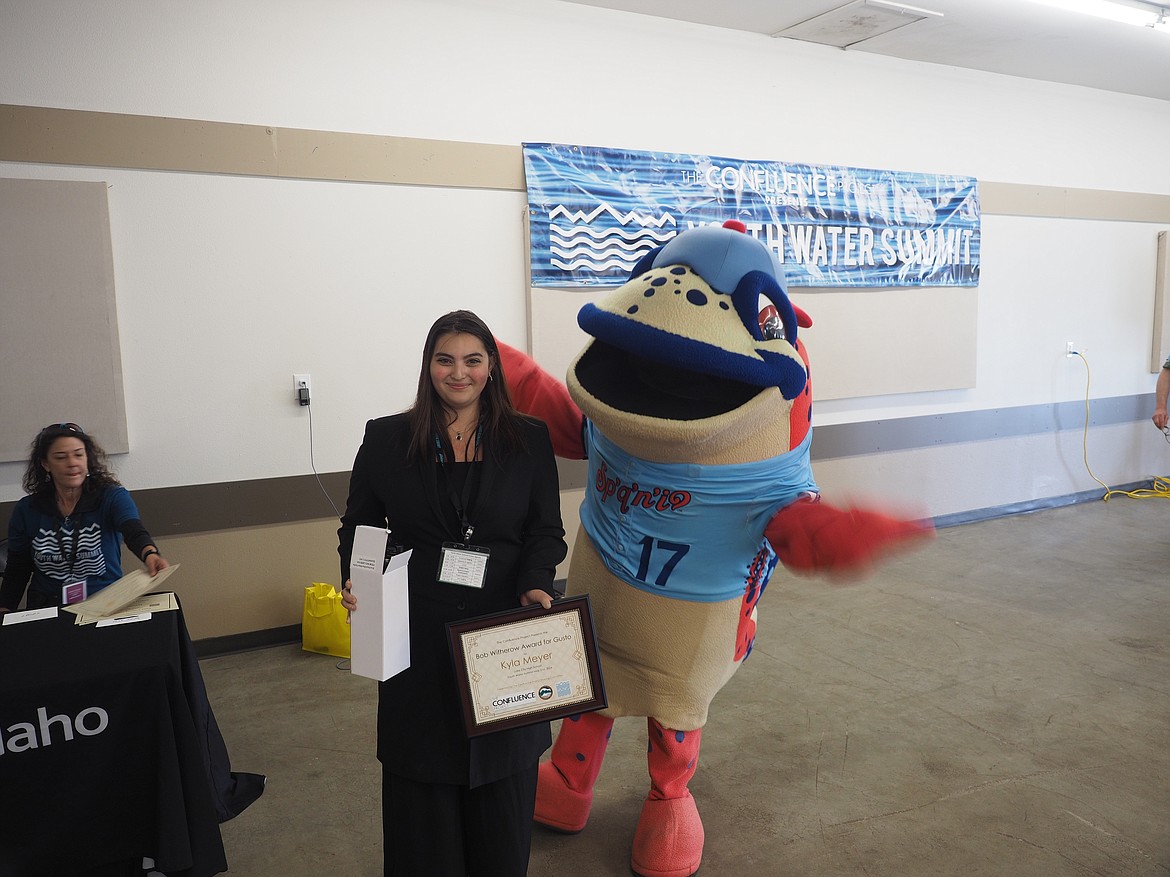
[293, 373, 312, 406]
[1066, 341, 1076, 357]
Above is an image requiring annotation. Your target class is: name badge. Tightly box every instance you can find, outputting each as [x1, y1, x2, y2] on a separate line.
[62, 580, 87, 605]
[438, 543, 490, 589]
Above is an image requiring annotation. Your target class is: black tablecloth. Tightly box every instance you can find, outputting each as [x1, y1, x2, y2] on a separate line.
[0, 600, 264, 877]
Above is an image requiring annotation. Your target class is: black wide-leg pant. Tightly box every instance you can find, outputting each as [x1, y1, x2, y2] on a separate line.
[382, 762, 539, 877]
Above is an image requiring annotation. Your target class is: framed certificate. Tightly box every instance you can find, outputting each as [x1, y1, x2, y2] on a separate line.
[446, 594, 607, 737]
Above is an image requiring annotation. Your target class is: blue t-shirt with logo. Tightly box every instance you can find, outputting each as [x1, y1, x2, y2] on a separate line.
[578, 421, 817, 602]
[7, 485, 141, 600]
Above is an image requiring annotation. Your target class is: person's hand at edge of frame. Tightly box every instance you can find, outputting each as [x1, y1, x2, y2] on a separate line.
[144, 549, 170, 577]
[519, 589, 552, 610]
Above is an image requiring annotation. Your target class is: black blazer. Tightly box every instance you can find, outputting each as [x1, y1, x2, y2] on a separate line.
[338, 413, 567, 787]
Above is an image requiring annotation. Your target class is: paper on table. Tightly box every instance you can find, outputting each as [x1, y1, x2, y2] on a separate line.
[1, 606, 59, 626]
[95, 613, 153, 628]
[61, 564, 180, 620]
[73, 591, 180, 625]
[349, 525, 411, 682]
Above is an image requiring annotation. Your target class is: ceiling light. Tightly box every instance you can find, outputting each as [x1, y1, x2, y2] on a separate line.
[1022, 0, 1170, 30]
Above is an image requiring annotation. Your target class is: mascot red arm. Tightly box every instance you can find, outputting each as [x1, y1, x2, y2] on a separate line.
[498, 220, 931, 877]
[497, 336, 587, 460]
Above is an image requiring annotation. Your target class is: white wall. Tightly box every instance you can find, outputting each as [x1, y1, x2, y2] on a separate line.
[2, 0, 1169, 517]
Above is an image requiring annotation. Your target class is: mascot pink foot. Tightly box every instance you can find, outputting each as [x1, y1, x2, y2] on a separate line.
[535, 711, 614, 833]
[536, 713, 704, 877]
[632, 720, 704, 877]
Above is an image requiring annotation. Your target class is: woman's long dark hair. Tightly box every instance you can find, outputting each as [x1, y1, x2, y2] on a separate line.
[406, 310, 528, 464]
[22, 423, 121, 496]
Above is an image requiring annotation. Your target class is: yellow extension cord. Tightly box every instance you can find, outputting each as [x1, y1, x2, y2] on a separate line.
[1072, 350, 1170, 501]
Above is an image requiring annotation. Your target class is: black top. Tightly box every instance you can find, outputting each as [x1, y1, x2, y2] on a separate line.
[337, 412, 566, 788]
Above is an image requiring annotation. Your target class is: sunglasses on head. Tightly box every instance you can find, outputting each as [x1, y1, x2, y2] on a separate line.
[40, 422, 84, 436]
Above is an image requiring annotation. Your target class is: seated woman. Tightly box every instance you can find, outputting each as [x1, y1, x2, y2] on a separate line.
[0, 422, 169, 612]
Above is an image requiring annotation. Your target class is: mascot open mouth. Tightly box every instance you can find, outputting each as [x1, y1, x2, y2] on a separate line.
[573, 339, 760, 421]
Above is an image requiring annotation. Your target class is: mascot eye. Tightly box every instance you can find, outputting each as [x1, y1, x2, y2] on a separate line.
[758, 296, 786, 341]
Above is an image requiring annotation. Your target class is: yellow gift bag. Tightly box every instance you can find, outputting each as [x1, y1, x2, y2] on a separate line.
[302, 583, 350, 658]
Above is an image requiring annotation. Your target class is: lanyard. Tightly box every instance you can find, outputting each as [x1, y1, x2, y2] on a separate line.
[434, 426, 482, 544]
[54, 517, 83, 576]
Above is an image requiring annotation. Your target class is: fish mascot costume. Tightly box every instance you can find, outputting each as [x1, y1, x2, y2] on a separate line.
[498, 220, 931, 877]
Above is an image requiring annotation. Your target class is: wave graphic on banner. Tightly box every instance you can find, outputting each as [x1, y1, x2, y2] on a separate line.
[549, 205, 676, 227]
[547, 203, 675, 275]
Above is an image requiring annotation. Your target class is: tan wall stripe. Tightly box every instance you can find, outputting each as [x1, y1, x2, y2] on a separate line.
[4, 104, 1170, 220]
[0, 104, 523, 190]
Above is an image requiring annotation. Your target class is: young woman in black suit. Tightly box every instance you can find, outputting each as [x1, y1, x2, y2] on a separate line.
[338, 310, 567, 876]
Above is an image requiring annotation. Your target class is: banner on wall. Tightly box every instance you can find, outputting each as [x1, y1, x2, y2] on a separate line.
[523, 143, 980, 289]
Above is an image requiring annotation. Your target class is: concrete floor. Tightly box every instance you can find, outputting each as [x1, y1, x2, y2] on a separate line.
[205, 498, 1170, 876]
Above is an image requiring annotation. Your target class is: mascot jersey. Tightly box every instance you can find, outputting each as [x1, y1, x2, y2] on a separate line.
[581, 421, 817, 603]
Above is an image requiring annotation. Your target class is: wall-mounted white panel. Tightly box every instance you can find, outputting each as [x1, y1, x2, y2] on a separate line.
[1151, 231, 1170, 372]
[0, 178, 127, 461]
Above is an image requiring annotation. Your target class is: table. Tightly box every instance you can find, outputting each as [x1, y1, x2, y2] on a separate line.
[0, 599, 264, 877]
